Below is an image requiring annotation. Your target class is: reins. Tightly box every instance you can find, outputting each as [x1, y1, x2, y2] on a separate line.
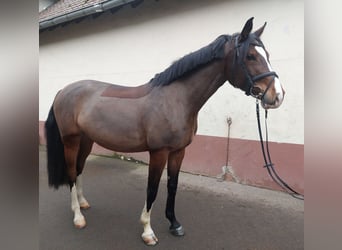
[256, 100, 304, 200]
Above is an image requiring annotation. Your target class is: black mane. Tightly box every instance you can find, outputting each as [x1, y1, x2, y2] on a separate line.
[150, 35, 231, 87]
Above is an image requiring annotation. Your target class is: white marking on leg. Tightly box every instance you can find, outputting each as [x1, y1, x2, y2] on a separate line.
[255, 46, 284, 103]
[76, 175, 90, 209]
[140, 202, 158, 245]
[71, 183, 86, 228]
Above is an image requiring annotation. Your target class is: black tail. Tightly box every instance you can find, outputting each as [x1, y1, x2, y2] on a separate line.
[45, 105, 68, 189]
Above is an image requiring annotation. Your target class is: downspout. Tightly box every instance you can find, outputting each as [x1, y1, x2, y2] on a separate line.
[39, 0, 137, 30]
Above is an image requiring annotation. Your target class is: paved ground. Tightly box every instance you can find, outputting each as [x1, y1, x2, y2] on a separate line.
[39, 147, 303, 250]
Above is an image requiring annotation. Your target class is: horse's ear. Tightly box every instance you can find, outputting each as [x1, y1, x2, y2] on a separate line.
[239, 17, 254, 43]
[254, 22, 267, 37]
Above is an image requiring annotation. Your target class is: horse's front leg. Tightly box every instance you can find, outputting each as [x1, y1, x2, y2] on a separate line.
[140, 149, 168, 246]
[166, 148, 185, 236]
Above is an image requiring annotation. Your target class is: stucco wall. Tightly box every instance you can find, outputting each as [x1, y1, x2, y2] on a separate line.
[39, 0, 304, 145]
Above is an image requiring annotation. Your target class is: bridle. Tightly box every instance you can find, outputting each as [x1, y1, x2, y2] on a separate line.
[231, 35, 304, 200]
[232, 35, 278, 101]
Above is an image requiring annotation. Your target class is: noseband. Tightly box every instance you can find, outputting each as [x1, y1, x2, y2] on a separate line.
[233, 36, 278, 100]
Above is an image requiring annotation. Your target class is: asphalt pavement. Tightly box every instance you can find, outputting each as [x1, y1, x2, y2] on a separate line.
[39, 146, 303, 250]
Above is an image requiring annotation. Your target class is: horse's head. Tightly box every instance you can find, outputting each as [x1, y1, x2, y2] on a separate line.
[226, 17, 285, 109]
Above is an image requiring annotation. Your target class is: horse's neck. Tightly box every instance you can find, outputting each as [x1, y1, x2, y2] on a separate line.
[182, 60, 226, 114]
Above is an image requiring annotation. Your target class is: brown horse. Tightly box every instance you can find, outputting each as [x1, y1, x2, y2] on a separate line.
[45, 17, 285, 246]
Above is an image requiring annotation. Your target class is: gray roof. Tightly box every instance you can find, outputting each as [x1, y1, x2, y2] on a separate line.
[39, 0, 143, 30]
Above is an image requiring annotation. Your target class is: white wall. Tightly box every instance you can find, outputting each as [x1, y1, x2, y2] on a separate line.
[39, 0, 304, 144]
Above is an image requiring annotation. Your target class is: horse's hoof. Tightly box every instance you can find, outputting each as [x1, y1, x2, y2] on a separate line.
[169, 225, 185, 236]
[142, 233, 159, 246]
[74, 218, 86, 229]
[80, 201, 90, 210]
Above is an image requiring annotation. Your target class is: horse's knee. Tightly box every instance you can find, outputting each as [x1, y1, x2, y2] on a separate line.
[167, 181, 178, 195]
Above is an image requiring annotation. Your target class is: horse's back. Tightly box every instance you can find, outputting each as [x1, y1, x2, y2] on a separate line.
[57, 79, 110, 98]
[101, 82, 153, 99]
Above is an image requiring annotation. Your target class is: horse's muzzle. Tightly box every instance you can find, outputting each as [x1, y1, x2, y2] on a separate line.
[261, 90, 285, 109]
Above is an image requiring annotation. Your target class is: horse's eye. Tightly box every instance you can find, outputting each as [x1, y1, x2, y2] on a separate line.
[246, 54, 256, 61]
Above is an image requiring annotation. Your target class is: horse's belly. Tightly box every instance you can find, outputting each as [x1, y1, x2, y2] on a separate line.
[79, 115, 148, 152]
[78, 98, 148, 152]
[88, 130, 148, 153]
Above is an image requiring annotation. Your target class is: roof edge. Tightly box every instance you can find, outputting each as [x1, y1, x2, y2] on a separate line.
[39, 0, 138, 30]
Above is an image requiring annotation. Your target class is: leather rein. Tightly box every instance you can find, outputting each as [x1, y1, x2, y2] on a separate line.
[256, 101, 304, 200]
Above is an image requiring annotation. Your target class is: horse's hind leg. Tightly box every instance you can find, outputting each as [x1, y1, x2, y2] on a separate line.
[76, 135, 94, 210]
[166, 148, 185, 236]
[63, 134, 86, 229]
[140, 149, 168, 246]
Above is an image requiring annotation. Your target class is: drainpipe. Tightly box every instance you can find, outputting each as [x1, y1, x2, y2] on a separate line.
[39, 0, 138, 30]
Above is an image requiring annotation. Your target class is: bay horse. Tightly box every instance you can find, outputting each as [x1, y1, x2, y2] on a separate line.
[45, 17, 285, 246]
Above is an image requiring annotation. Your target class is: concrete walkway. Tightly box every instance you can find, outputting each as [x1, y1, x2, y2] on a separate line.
[39, 147, 303, 250]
